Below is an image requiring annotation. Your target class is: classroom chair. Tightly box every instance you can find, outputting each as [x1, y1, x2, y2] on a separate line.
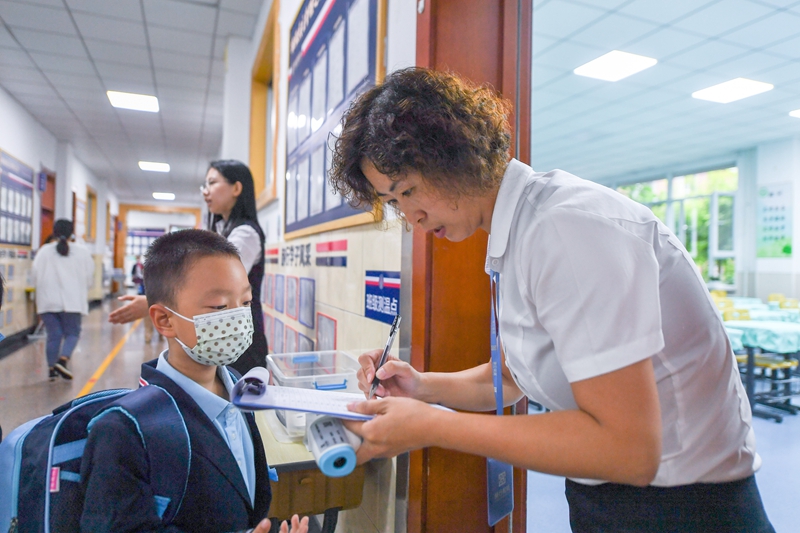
[710, 289, 728, 299]
[723, 308, 750, 321]
[715, 298, 734, 311]
[768, 293, 785, 303]
[780, 298, 799, 309]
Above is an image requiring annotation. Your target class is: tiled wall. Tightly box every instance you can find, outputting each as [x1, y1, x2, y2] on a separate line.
[262, 218, 403, 533]
[263, 219, 403, 358]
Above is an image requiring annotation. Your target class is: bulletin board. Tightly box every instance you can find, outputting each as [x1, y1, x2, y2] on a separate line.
[283, 0, 385, 239]
[756, 183, 792, 258]
[0, 151, 34, 246]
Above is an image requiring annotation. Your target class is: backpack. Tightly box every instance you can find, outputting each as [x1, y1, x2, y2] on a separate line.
[0, 385, 190, 533]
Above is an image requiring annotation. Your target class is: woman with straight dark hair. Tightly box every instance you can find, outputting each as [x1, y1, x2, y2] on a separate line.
[201, 159, 268, 374]
[32, 219, 94, 381]
[109, 162, 269, 375]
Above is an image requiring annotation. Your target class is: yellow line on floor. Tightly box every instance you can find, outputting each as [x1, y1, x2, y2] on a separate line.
[77, 319, 142, 397]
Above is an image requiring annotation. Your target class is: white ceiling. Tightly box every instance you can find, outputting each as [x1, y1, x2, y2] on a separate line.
[0, 0, 263, 203]
[532, 0, 800, 183]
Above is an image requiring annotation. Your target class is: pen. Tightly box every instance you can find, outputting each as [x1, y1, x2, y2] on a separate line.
[368, 314, 402, 400]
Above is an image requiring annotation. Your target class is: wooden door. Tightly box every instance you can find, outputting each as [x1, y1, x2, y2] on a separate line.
[410, 1, 531, 532]
[40, 172, 56, 246]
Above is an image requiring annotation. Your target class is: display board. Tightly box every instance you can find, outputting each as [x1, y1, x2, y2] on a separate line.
[284, 0, 381, 236]
[756, 183, 793, 258]
[126, 228, 165, 258]
[0, 151, 34, 246]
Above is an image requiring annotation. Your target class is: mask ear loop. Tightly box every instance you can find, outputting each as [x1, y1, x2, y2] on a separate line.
[163, 306, 195, 323]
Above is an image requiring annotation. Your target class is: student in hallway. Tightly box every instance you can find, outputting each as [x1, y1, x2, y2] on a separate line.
[109, 161, 267, 375]
[81, 229, 307, 533]
[32, 219, 94, 381]
[333, 68, 774, 533]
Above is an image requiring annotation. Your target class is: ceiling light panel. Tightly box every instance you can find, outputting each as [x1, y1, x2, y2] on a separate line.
[691, 78, 774, 103]
[152, 192, 176, 201]
[573, 50, 658, 81]
[790, 109, 800, 118]
[107, 91, 159, 112]
[139, 161, 170, 172]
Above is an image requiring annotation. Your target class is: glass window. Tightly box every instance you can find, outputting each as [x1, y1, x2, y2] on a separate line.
[616, 178, 667, 203]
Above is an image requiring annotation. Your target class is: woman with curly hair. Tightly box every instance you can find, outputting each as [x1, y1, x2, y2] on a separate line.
[333, 68, 774, 532]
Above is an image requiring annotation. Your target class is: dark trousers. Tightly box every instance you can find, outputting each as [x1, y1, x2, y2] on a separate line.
[40, 312, 82, 367]
[566, 475, 775, 533]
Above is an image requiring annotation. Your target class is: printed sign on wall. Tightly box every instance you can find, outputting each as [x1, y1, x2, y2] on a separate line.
[364, 270, 400, 325]
[757, 183, 792, 258]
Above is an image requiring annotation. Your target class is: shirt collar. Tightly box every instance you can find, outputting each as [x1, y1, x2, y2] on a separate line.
[156, 350, 235, 422]
[488, 159, 533, 258]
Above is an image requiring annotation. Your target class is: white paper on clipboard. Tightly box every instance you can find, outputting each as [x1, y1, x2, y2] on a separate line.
[231, 367, 374, 421]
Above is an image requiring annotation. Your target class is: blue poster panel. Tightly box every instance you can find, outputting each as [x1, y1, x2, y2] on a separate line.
[275, 274, 285, 314]
[299, 277, 316, 327]
[0, 151, 34, 245]
[364, 270, 400, 325]
[285, 0, 379, 234]
[273, 318, 285, 353]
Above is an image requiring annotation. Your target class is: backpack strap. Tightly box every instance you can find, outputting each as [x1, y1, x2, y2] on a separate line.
[88, 385, 190, 524]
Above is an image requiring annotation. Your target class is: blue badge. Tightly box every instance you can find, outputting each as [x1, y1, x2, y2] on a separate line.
[487, 457, 514, 526]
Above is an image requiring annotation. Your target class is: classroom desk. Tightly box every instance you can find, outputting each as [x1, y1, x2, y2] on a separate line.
[724, 320, 800, 422]
[255, 411, 365, 533]
[725, 326, 744, 352]
[748, 309, 800, 323]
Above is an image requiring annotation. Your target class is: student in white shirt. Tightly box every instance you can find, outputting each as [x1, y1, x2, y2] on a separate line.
[330, 67, 775, 532]
[32, 219, 94, 381]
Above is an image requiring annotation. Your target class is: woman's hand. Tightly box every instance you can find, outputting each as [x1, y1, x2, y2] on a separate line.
[356, 349, 424, 399]
[108, 295, 148, 324]
[251, 515, 309, 533]
[343, 397, 442, 462]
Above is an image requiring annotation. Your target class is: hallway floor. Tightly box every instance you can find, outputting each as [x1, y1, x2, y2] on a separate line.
[1, 302, 797, 532]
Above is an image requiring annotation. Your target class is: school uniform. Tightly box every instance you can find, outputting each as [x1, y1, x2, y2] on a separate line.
[487, 159, 774, 532]
[79, 357, 272, 532]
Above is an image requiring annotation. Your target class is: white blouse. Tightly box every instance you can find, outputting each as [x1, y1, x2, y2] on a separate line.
[32, 242, 95, 315]
[487, 159, 759, 487]
[214, 220, 261, 273]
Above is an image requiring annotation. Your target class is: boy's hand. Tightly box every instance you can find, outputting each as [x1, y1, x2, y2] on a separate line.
[108, 295, 148, 324]
[251, 515, 309, 533]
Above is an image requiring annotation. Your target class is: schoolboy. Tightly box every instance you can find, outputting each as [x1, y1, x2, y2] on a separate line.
[80, 230, 307, 533]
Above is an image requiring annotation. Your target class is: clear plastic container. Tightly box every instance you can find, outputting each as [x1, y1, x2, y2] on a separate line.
[267, 350, 361, 437]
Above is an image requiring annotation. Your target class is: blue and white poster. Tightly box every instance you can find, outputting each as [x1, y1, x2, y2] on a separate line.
[364, 270, 400, 325]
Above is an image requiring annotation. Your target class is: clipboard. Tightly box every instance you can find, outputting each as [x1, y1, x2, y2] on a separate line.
[231, 367, 374, 421]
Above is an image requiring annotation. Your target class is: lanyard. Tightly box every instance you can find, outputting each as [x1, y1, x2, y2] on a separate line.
[489, 270, 503, 416]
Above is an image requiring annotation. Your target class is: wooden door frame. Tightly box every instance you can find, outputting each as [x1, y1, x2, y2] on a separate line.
[410, 1, 532, 532]
[113, 204, 202, 269]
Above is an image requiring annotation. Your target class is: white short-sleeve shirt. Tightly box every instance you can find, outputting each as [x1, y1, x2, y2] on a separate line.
[488, 159, 759, 486]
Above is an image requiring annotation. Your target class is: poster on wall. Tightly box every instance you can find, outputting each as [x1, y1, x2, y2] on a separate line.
[299, 277, 315, 327]
[756, 183, 792, 258]
[0, 151, 34, 246]
[364, 270, 400, 324]
[273, 318, 285, 353]
[286, 275, 298, 319]
[284, 0, 381, 236]
[317, 312, 337, 350]
[275, 274, 285, 313]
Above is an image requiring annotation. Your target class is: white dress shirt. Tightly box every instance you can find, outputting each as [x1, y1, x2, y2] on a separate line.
[487, 159, 759, 487]
[32, 241, 95, 315]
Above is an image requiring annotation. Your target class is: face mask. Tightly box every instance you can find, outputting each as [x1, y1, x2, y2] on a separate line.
[165, 306, 254, 366]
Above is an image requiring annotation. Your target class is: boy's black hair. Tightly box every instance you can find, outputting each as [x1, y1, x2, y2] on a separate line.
[143, 229, 240, 307]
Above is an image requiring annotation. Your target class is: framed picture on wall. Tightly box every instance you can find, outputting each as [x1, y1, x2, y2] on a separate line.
[299, 277, 315, 328]
[274, 274, 285, 313]
[283, 0, 384, 239]
[285, 326, 298, 354]
[263, 312, 273, 348]
[273, 318, 285, 354]
[299, 333, 314, 353]
[286, 275, 299, 319]
[264, 273, 274, 308]
[316, 312, 337, 351]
